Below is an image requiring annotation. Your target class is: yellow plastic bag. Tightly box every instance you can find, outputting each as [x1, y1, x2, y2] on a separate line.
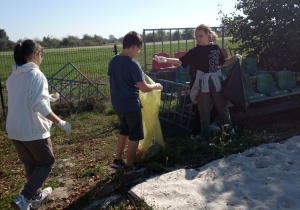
[136, 74, 164, 162]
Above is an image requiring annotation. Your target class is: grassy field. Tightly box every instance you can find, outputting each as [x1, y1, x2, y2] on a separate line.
[0, 37, 240, 83]
[0, 102, 300, 209]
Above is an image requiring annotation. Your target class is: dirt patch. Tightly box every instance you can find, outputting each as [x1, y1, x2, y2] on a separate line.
[51, 179, 73, 200]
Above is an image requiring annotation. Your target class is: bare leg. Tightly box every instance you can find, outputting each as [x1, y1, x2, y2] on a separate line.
[126, 140, 139, 166]
[115, 134, 129, 160]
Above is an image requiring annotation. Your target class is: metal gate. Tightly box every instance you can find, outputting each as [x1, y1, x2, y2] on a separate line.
[47, 62, 108, 111]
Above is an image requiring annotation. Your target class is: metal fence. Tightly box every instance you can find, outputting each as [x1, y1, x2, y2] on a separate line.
[0, 44, 147, 100]
[153, 78, 193, 130]
[142, 27, 226, 71]
[0, 45, 115, 86]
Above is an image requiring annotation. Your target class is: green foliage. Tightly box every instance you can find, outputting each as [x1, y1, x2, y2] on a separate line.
[0, 29, 8, 39]
[0, 29, 14, 51]
[78, 163, 104, 177]
[45, 179, 65, 188]
[104, 105, 115, 116]
[0, 33, 109, 51]
[220, 0, 300, 71]
[145, 29, 194, 42]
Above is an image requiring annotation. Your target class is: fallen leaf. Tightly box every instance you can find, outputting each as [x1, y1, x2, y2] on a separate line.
[48, 198, 55, 203]
[88, 164, 96, 168]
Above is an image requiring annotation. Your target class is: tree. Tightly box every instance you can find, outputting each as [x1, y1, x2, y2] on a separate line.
[60, 35, 80, 47]
[145, 32, 154, 43]
[82, 34, 93, 46]
[41, 36, 60, 48]
[220, 0, 300, 71]
[0, 29, 8, 39]
[156, 30, 166, 42]
[118, 37, 124, 43]
[182, 29, 194, 40]
[0, 29, 14, 51]
[93, 34, 107, 45]
[108, 34, 117, 43]
[172, 30, 182, 41]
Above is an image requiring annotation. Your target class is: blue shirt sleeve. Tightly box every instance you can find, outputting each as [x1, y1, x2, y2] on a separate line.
[130, 60, 145, 84]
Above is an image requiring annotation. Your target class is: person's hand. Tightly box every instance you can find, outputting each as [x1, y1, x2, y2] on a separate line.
[155, 83, 163, 90]
[154, 55, 167, 63]
[57, 120, 71, 135]
[235, 54, 242, 60]
[49, 93, 60, 102]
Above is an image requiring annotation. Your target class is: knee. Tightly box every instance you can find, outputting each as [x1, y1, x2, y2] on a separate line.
[48, 156, 56, 168]
[39, 156, 55, 169]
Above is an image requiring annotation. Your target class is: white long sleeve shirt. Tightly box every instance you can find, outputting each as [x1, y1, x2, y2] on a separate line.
[6, 62, 53, 141]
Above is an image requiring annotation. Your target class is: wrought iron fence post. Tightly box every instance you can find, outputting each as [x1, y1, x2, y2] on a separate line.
[113, 44, 118, 55]
[0, 78, 6, 119]
[222, 26, 225, 49]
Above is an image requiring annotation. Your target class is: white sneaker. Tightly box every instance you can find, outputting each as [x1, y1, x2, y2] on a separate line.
[210, 123, 221, 132]
[31, 187, 52, 209]
[11, 194, 30, 210]
[190, 134, 201, 140]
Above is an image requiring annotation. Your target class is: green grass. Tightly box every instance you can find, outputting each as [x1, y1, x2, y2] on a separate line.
[0, 38, 239, 82]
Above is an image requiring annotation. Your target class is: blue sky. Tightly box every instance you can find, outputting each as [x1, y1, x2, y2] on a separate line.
[1, 0, 237, 42]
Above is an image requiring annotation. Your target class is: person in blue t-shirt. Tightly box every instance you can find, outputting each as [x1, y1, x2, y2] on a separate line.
[108, 31, 163, 172]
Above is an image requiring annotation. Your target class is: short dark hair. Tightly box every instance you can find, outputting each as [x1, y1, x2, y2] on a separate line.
[14, 39, 43, 66]
[122, 31, 143, 49]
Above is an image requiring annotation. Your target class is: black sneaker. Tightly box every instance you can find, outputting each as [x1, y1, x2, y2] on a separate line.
[123, 165, 133, 175]
[123, 165, 146, 175]
[110, 159, 125, 169]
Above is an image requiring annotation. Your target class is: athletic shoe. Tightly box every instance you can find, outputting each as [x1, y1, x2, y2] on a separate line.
[31, 187, 52, 209]
[11, 194, 30, 210]
[110, 159, 126, 169]
[210, 123, 221, 132]
[190, 134, 201, 140]
[123, 165, 146, 175]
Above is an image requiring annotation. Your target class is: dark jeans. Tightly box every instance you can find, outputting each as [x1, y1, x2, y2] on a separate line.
[12, 138, 55, 199]
[191, 104, 201, 135]
[197, 78, 232, 141]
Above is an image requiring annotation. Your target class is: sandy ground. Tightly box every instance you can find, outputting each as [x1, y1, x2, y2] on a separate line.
[130, 136, 300, 210]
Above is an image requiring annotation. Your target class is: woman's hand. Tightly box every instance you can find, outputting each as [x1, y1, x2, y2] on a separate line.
[154, 55, 167, 63]
[235, 54, 242, 60]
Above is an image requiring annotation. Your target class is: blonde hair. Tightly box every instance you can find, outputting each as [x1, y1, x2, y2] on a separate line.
[211, 31, 218, 44]
[195, 24, 212, 42]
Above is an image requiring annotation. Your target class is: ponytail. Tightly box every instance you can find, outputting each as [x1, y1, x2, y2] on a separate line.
[13, 39, 42, 66]
[14, 43, 27, 66]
